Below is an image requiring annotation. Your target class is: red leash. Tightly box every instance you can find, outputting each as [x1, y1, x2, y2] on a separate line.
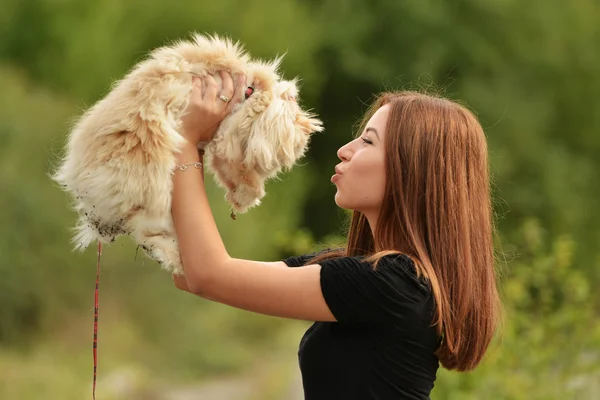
[93, 241, 102, 399]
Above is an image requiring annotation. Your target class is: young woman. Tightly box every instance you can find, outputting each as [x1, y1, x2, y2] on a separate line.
[171, 71, 501, 399]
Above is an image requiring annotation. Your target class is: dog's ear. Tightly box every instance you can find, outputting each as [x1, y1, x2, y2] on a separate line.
[285, 78, 323, 135]
[295, 111, 324, 135]
[243, 90, 295, 171]
[242, 80, 322, 172]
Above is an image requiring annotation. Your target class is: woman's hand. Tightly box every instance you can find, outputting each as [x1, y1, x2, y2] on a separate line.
[180, 70, 246, 146]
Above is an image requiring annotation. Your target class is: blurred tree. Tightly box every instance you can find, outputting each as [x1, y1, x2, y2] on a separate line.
[300, 0, 600, 282]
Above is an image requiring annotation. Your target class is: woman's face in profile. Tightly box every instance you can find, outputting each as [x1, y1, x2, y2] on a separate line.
[332, 104, 389, 219]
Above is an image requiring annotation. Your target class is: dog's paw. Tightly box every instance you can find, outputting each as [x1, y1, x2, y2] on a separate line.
[136, 231, 182, 274]
[226, 185, 264, 213]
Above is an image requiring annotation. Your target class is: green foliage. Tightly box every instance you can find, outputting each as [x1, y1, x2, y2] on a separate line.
[303, 0, 600, 265]
[433, 220, 600, 399]
[0, 66, 81, 344]
[0, 0, 598, 398]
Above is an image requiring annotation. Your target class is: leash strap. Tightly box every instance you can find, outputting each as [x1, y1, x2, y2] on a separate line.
[93, 241, 102, 399]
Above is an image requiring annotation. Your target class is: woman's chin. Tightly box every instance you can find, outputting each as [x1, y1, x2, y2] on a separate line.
[334, 191, 348, 209]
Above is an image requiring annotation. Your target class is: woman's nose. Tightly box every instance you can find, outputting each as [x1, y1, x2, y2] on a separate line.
[337, 142, 352, 161]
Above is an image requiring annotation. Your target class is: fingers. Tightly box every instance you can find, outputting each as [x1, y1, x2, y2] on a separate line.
[219, 70, 234, 101]
[225, 72, 247, 114]
[196, 71, 244, 117]
[189, 76, 203, 104]
[203, 73, 219, 101]
[235, 73, 247, 102]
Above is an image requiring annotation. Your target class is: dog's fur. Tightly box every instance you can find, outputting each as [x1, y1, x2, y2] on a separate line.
[51, 33, 323, 275]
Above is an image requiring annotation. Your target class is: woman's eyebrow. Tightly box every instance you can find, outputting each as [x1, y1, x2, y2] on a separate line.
[366, 127, 380, 140]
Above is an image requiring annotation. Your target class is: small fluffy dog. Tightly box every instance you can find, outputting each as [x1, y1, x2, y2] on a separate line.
[51, 33, 323, 275]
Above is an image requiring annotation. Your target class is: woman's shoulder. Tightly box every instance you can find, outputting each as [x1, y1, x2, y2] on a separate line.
[376, 253, 432, 296]
[320, 253, 432, 298]
[282, 250, 430, 297]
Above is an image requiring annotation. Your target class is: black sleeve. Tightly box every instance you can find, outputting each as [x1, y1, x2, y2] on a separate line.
[281, 252, 320, 267]
[318, 254, 431, 323]
[281, 248, 343, 268]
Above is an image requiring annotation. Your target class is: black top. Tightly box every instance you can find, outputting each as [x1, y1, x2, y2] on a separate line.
[282, 251, 440, 400]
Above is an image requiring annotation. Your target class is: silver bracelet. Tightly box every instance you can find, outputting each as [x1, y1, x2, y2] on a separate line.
[175, 161, 203, 171]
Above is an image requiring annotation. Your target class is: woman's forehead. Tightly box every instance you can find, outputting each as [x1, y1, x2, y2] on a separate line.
[366, 104, 391, 135]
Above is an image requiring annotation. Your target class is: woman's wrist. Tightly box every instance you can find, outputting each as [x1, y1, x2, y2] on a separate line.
[177, 144, 202, 163]
[174, 144, 205, 175]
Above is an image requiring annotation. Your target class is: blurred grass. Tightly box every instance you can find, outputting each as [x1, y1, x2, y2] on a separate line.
[0, 298, 310, 399]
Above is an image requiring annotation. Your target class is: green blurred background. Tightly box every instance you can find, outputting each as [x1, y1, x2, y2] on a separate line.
[1, 0, 599, 399]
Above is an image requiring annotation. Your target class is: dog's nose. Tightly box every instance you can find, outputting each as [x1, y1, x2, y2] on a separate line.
[245, 86, 255, 99]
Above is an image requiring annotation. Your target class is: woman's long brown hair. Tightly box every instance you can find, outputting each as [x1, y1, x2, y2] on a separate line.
[307, 91, 500, 372]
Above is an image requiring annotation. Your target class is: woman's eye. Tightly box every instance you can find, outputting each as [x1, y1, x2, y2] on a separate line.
[361, 137, 373, 145]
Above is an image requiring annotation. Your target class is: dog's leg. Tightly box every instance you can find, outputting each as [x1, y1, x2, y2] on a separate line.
[128, 213, 183, 274]
[210, 155, 242, 213]
[139, 230, 183, 275]
[137, 230, 183, 275]
[227, 168, 265, 213]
